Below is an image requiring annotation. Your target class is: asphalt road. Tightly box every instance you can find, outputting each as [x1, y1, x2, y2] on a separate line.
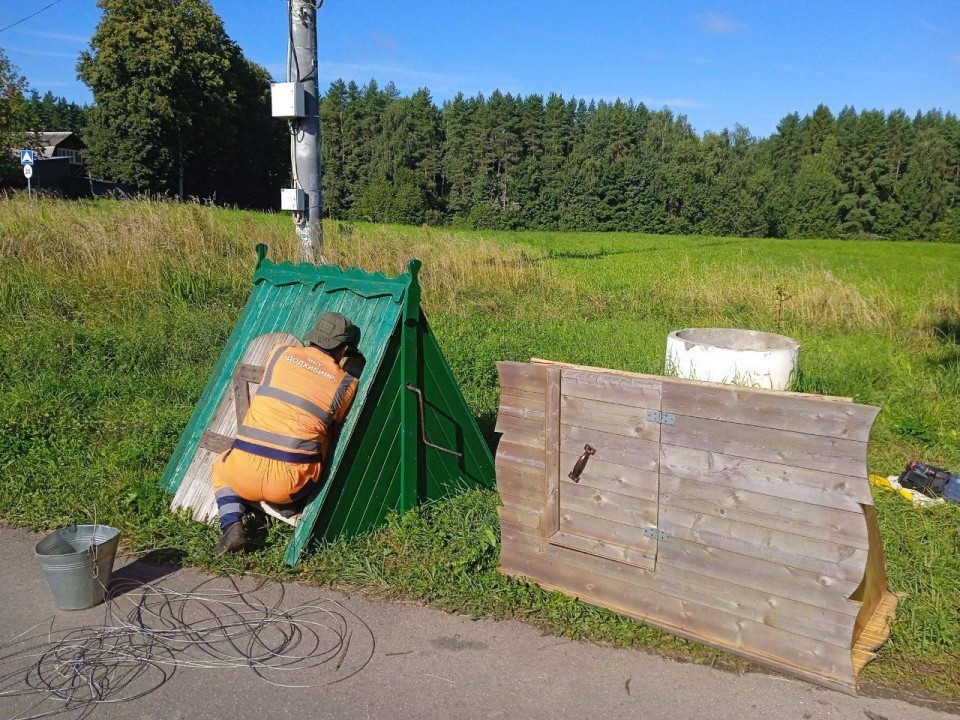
[0, 527, 953, 720]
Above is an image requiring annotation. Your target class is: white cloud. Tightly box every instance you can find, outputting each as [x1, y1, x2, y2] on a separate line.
[266, 58, 473, 94]
[11, 28, 89, 44]
[918, 18, 950, 36]
[641, 96, 707, 109]
[317, 61, 466, 89]
[8, 47, 79, 59]
[696, 12, 746, 35]
[369, 31, 397, 53]
[561, 93, 707, 110]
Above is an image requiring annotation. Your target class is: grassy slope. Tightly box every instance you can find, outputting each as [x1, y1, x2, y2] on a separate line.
[1, 197, 958, 698]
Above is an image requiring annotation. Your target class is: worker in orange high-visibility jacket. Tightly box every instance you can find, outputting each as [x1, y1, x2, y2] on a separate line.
[211, 312, 360, 555]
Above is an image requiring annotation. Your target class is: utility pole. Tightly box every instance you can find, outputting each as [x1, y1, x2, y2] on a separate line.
[288, 0, 323, 262]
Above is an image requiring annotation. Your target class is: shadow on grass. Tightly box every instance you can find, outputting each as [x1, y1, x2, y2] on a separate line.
[475, 408, 499, 450]
[546, 248, 638, 261]
[933, 319, 960, 345]
[691, 239, 745, 250]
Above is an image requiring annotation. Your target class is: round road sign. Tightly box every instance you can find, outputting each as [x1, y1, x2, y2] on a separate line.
[23, 165, 33, 179]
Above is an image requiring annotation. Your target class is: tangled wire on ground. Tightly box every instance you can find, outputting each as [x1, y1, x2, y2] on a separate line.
[0, 575, 375, 720]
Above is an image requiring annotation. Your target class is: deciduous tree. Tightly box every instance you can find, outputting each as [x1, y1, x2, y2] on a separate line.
[78, 0, 284, 206]
[0, 48, 30, 179]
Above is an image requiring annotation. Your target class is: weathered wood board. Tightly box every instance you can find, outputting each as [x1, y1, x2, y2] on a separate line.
[170, 332, 302, 526]
[495, 359, 897, 695]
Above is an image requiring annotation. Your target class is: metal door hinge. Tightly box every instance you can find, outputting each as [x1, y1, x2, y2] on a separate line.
[646, 410, 675, 425]
[644, 527, 672, 542]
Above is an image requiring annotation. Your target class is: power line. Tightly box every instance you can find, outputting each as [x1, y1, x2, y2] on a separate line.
[0, 0, 69, 35]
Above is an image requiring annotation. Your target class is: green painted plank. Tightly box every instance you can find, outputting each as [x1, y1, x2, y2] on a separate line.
[324, 357, 403, 538]
[375, 462, 404, 535]
[339, 402, 401, 533]
[419, 317, 496, 495]
[399, 261, 422, 512]
[348, 421, 402, 535]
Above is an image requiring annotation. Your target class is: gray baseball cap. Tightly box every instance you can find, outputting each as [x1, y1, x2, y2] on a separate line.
[305, 312, 357, 350]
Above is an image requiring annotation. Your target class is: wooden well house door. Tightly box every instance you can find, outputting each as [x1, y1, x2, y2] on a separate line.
[496, 359, 895, 694]
[546, 368, 664, 570]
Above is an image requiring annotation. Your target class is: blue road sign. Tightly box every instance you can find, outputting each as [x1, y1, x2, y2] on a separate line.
[20, 150, 34, 165]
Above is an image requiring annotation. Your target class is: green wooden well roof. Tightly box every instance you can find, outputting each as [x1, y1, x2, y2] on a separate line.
[162, 245, 494, 565]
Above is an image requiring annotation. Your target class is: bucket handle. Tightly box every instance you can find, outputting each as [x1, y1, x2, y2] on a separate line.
[90, 541, 100, 579]
[54, 523, 103, 579]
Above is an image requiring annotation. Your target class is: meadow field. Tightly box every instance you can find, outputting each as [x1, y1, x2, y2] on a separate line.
[0, 196, 958, 699]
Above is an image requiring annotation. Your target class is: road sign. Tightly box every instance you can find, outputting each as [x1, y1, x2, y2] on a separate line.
[20, 149, 34, 165]
[23, 165, 33, 179]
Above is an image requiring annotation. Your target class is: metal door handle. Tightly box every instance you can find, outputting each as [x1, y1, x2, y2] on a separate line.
[405, 384, 463, 458]
[568, 444, 596, 482]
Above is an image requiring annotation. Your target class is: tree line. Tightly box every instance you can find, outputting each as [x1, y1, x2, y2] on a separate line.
[25, 91, 88, 137]
[320, 83, 960, 241]
[2, 0, 958, 241]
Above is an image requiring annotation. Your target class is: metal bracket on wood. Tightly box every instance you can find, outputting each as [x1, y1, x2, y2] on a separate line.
[232, 364, 265, 426]
[646, 410, 676, 425]
[199, 431, 234, 454]
[644, 527, 673, 542]
[405, 384, 463, 458]
[233, 363, 265, 384]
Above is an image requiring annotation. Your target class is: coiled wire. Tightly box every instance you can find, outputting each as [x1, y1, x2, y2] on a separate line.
[0, 575, 375, 720]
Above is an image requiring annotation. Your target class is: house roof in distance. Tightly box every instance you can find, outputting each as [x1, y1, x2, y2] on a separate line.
[35, 131, 85, 158]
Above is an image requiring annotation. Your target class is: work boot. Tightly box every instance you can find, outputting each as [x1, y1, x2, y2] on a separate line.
[214, 522, 247, 555]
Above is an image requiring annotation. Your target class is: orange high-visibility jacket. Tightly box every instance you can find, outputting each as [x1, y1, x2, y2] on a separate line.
[212, 343, 359, 504]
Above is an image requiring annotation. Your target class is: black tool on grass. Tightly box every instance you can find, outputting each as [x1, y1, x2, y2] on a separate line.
[899, 461, 960, 503]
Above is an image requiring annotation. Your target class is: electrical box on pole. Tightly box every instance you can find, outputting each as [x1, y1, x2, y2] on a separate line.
[271, 82, 306, 118]
[281, 187, 307, 211]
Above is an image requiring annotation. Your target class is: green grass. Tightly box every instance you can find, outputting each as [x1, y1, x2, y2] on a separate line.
[1, 196, 958, 699]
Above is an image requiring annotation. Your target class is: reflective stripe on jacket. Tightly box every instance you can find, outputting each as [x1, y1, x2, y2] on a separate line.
[233, 343, 358, 465]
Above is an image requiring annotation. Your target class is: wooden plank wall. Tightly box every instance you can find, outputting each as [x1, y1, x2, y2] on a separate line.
[495, 363, 550, 535]
[494, 360, 892, 695]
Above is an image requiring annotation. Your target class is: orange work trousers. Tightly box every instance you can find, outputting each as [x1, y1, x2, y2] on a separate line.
[211, 447, 321, 505]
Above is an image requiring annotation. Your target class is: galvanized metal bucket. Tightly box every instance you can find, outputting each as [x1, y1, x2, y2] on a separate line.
[34, 524, 120, 610]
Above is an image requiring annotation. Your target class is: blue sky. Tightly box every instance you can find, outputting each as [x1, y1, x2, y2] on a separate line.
[2, 0, 958, 137]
